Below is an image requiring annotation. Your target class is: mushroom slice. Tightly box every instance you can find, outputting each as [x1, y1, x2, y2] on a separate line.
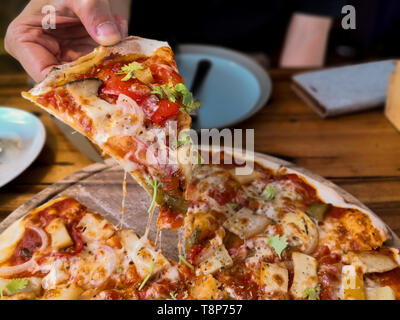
[281, 210, 319, 254]
[64, 78, 103, 99]
[344, 250, 399, 273]
[223, 207, 271, 239]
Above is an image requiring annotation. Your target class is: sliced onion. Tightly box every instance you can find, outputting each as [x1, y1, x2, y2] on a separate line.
[0, 258, 37, 277]
[0, 226, 47, 277]
[28, 226, 48, 253]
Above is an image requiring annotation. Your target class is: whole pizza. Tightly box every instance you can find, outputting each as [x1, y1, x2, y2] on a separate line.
[0, 37, 398, 300]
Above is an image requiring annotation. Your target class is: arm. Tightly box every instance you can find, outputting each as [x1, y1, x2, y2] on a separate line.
[280, 13, 332, 68]
[111, 0, 132, 21]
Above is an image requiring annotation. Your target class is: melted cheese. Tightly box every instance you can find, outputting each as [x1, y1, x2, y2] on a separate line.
[69, 243, 118, 289]
[119, 230, 170, 279]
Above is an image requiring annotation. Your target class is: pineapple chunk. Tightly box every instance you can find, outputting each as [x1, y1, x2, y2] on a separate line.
[260, 263, 289, 293]
[290, 252, 319, 299]
[0, 218, 25, 263]
[45, 218, 73, 250]
[365, 286, 395, 300]
[190, 274, 222, 299]
[341, 265, 365, 300]
[119, 230, 170, 279]
[223, 208, 270, 239]
[43, 283, 83, 300]
[77, 213, 115, 242]
[197, 245, 233, 275]
[229, 168, 261, 184]
[344, 251, 398, 273]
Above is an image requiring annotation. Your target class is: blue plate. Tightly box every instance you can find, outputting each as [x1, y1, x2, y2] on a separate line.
[0, 107, 46, 188]
[176, 44, 272, 129]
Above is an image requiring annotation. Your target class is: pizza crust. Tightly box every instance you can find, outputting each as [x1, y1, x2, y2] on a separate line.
[24, 36, 169, 96]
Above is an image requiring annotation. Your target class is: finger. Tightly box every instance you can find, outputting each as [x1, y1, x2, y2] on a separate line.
[5, 23, 59, 82]
[71, 0, 121, 46]
[14, 42, 59, 82]
[114, 14, 129, 38]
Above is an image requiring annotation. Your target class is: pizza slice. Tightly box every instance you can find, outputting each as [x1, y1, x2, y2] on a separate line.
[22, 36, 200, 228]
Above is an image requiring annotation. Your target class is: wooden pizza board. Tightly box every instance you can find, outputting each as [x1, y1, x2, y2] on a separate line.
[1, 152, 399, 261]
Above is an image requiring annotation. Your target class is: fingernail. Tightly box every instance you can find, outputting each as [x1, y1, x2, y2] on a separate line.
[96, 21, 121, 45]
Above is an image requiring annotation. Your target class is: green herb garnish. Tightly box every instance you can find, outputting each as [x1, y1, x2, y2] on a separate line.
[138, 260, 154, 290]
[151, 84, 178, 102]
[116, 268, 123, 274]
[151, 83, 202, 112]
[266, 234, 288, 259]
[229, 203, 239, 210]
[175, 83, 202, 112]
[263, 184, 275, 201]
[302, 285, 321, 300]
[179, 254, 195, 270]
[117, 62, 143, 81]
[173, 134, 191, 149]
[245, 184, 275, 202]
[169, 291, 178, 300]
[0, 278, 29, 300]
[147, 179, 162, 213]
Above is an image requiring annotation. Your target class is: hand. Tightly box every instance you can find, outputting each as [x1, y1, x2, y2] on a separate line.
[5, 0, 128, 82]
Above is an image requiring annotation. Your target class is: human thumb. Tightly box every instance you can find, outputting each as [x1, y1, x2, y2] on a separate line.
[72, 0, 122, 46]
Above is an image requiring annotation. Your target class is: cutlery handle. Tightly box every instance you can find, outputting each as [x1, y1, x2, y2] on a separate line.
[190, 59, 212, 97]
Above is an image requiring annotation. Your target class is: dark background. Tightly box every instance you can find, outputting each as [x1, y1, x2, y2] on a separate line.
[2, 0, 400, 72]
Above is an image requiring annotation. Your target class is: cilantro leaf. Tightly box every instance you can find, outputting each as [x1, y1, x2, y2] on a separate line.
[244, 184, 276, 202]
[150, 83, 202, 112]
[229, 203, 239, 210]
[169, 291, 178, 300]
[138, 260, 154, 290]
[179, 254, 195, 270]
[147, 179, 162, 213]
[263, 184, 275, 201]
[150, 86, 164, 98]
[302, 285, 321, 300]
[266, 235, 288, 258]
[0, 278, 29, 299]
[117, 62, 143, 81]
[175, 134, 191, 148]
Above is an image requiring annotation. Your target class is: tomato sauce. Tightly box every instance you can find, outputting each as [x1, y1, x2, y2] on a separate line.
[314, 246, 342, 300]
[37, 89, 94, 135]
[208, 182, 237, 206]
[157, 208, 184, 230]
[370, 267, 400, 298]
[8, 229, 42, 265]
[326, 206, 348, 219]
[217, 270, 261, 300]
[31, 198, 86, 228]
[279, 173, 319, 205]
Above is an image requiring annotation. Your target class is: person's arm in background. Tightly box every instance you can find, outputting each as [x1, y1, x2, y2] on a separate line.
[111, 0, 131, 22]
[5, 0, 131, 83]
[280, 13, 332, 68]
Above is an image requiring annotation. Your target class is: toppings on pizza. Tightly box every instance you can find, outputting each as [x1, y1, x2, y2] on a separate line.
[22, 37, 199, 230]
[13, 36, 400, 300]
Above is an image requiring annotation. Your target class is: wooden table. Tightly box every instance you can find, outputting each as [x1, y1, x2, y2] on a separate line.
[1, 71, 400, 236]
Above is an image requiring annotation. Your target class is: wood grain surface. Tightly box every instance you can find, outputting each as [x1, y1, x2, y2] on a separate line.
[1, 70, 399, 236]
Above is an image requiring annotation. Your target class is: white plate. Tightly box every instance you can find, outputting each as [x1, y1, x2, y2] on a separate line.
[0, 107, 46, 188]
[176, 44, 272, 129]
